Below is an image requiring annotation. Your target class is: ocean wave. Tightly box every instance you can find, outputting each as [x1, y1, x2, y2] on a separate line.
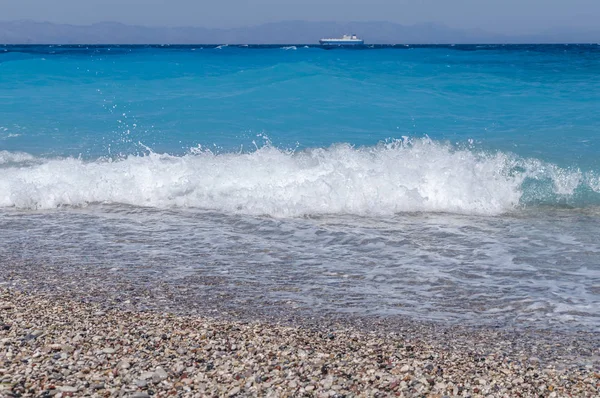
[0, 139, 596, 215]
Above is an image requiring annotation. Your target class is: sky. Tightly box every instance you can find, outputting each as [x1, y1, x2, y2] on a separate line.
[2, 0, 599, 35]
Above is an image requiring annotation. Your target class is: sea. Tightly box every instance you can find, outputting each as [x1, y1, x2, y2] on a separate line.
[1, 44, 599, 334]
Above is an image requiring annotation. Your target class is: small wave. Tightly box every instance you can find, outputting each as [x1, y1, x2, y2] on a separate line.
[0, 150, 35, 165]
[0, 126, 22, 140]
[281, 46, 297, 51]
[0, 139, 597, 216]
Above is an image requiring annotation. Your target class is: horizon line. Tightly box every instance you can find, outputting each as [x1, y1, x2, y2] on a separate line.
[2, 43, 599, 46]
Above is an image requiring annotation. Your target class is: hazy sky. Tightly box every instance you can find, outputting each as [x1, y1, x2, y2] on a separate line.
[2, 0, 599, 34]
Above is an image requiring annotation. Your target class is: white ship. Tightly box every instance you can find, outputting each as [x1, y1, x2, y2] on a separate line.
[319, 34, 364, 46]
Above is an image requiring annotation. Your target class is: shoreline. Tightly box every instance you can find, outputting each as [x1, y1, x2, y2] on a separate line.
[1, 258, 598, 371]
[0, 288, 598, 397]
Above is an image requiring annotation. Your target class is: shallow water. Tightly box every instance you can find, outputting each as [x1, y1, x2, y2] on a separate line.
[1, 45, 599, 333]
[1, 205, 599, 332]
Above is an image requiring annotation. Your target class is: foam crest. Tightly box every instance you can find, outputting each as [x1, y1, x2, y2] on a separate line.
[546, 165, 583, 196]
[0, 151, 36, 165]
[0, 139, 588, 216]
[589, 175, 600, 193]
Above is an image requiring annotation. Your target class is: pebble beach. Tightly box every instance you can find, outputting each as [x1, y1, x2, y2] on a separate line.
[0, 288, 598, 398]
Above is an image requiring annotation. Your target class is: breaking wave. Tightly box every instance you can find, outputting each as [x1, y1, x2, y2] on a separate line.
[0, 138, 597, 216]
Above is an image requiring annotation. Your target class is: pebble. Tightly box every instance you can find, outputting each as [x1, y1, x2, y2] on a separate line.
[130, 393, 150, 398]
[139, 372, 154, 380]
[117, 360, 130, 369]
[0, 288, 596, 398]
[153, 367, 168, 382]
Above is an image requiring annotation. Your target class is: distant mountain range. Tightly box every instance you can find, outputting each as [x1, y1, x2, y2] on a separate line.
[1, 20, 599, 45]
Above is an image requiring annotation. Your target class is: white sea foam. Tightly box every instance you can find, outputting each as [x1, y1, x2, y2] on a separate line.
[587, 173, 600, 193]
[548, 165, 583, 195]
[0, 139, 591, 215]
[0, 150, 35, 165]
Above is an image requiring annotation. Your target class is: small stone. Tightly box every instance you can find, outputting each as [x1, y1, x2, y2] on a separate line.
[102, 347, 116, 354]
[118, 361, 131, 369]
[130, 394, 150, 398]
[136, 379, 148, 388]
[152, 367, 168, 383]
[58, 386, 78, 393]
[228, 386, 240, 397]
[139, 372, 154, 380]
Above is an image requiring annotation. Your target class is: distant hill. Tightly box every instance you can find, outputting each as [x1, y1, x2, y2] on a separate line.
[0, 20, 599, 45]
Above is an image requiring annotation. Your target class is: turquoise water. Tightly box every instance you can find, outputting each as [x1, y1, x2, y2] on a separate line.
[1, 45, 599, 331]
[2, 45, 600, 166]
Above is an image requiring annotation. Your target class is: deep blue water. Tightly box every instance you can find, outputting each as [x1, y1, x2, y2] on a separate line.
[1, 45, 599, 331]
